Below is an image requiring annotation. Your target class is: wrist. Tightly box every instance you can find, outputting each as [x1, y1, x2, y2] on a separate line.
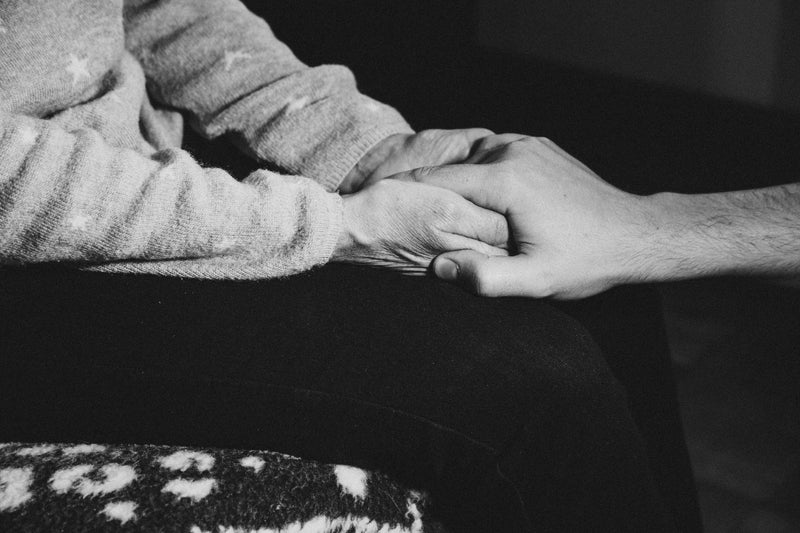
[633, 191, 716, 283]
[332, 194, 362, 261]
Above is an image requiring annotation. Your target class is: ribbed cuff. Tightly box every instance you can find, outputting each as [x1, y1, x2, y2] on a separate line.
[304, 190, 343, 267]
[251, 91, 415, 192]
[308, 121, 415, 192]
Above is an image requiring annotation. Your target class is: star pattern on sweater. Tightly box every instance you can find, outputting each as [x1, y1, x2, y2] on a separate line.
[216, 237, 237, 252]
[68, 214, 91, 231]
[223, 49, 252, 71]
[18, 126, 39, 147]
[284, 96, 310, 114]
[65, 54, 91, 86]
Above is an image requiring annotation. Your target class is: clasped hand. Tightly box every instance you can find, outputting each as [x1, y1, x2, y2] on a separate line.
[332, 128, 510, 275]
[335, 131, 653, 299]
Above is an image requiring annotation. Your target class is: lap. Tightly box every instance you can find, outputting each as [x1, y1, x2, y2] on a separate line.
[0, 264, 693, 530]
[0, 264, 614, 439]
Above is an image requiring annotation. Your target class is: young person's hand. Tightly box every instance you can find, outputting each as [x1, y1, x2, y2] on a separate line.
[332, 179, 508, 274]
[396, 136, 655, 298]
[338, 129, 493, 193]
[399, 135, 800, 298]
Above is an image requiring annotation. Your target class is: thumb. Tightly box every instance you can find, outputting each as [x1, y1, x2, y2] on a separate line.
[433, 251, 529, 297]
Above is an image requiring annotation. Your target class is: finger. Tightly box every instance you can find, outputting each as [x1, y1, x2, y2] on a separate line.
[456, 127, 495, 143]
[444, 234, 509, 258]
[396, 165, 506, 214]
[432, 251, 538, 297]
[466, 133, 529, 163]
[433, 128, 495, 164]
[446, 201, 509, 247]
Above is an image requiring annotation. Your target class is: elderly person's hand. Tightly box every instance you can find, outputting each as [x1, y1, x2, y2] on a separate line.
[395, 136, 655, 298]
[331, 178, 509, 274]
[338, 129, 493, 193]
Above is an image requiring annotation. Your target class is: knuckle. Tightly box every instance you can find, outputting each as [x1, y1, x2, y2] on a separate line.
[418, 129, 443, 143]
[505, 140, 527, 156]
[468, 132, 504, 154]
[406, 167, 422, 182]
[435, 199, 460, 221]
[472, 276, 496, 297]
[471, 135, 492, 154]
[407, 166, 434, 182]
[423, 195, 457, 224]
[468, 262, 497, 297]
[470, 128, 494, 138]
[475, 135, 497, 150]
[525, 269, 555, 298]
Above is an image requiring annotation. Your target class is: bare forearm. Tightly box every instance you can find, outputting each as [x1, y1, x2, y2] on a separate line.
[411, 136, 800, 299]
[640, 183, 800, 281]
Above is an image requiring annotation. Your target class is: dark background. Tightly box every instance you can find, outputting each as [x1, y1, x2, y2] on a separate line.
[241, 2, 800, 531]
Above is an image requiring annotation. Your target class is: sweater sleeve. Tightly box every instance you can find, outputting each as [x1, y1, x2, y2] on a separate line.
[0, 113, 342, 279]
[122, 0, 414, 192]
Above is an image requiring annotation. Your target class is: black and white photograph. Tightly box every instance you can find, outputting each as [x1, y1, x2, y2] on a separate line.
[1, 1, 799, 531]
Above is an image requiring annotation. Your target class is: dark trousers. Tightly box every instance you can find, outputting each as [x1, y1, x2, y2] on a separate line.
[0, 265, 700, 532]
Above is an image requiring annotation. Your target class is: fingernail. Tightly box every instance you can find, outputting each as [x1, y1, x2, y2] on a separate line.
[434, 258, 459, 281]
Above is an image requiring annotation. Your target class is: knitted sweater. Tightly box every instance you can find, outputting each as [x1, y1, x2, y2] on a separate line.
[0, 0, 413, 278]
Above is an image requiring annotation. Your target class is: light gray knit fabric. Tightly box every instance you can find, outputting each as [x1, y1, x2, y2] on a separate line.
[0, 0, 413, 278]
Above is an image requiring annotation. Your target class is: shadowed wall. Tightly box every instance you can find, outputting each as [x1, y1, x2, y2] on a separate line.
[477, 0, 800, 111]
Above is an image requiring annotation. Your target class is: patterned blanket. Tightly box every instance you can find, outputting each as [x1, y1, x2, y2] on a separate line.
[0, 442, 440, 533]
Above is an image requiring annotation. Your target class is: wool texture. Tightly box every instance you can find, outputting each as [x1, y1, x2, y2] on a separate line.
[0, 0, 413, 278]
